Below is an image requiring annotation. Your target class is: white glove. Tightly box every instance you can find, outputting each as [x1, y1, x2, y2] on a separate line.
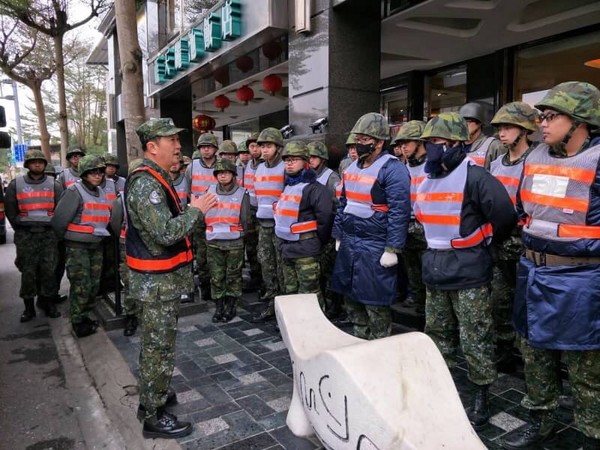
[335, 239, 341, 252]
[380, 251, 398, 268]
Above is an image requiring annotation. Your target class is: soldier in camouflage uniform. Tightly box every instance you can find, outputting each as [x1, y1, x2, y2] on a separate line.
[218, 140, 245, 182]
[51, 155, 112, 338]
[275, 141, 334, 307]
[104, 153, 126, 193]
[307, 141, 343, 318]
[237, 140, 252, 167]
[251, 128, 286, 322]
[392, 121, 428, 314]
[502, 82, 600, 450]
[127, 118, 217, 439]
[414, 112, 516, 430]
[338, 133, 358, 176]
[459, 102, 506, 170]
[487, 102, 539, 374]
[185, 133, 219, 300]
[204, 159, 250, 322]
[5, 150, 63, 322]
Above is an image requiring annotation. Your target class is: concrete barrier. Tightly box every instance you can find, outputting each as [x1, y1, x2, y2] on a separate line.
[275, 294, 486, 450]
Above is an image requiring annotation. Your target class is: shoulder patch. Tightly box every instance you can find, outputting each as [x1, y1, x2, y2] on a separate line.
[149, 190, 161, 205]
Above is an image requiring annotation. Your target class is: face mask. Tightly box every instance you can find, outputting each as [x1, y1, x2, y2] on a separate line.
[356, 142, 375, 159]
[425, 142, 447, 162]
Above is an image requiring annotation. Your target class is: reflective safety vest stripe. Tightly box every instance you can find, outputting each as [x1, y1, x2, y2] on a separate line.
[316, 167, 333, 186]
[115, 176, 126, 193]
[66, 183, 111, 237]
[125, 165, 193, 273]
[119, 195, 127, 243]
[62, 168, 79, 187]
[490, 155, 524, 206]
[467, 136, 495, 166]
[521, 143, 600, 242]
[244, 161, 258, 207]
[255, 161, 284, 219]
[274, 182, 317, 241]
[407, 162, 427, 218]
[236, 165, 244, 186]
[190, 160, 216, 195]
[335, 180, 343, 200]
[15, 176, 55, 223]
[0, 201, 4, 220]
[204, 184, 245, 240]
[173, 174, 189, 208]
[414, 157, 492, 249]
[102, 178, 118, 202]
[343, 154, 394, 218]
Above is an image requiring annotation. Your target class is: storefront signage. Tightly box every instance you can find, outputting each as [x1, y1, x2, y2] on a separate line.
[154, 0, 242, 84]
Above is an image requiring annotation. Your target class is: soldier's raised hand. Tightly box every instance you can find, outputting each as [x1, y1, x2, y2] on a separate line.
[190, 192, 218, 214]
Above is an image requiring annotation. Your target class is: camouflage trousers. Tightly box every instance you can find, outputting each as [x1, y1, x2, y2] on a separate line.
[244, 213, 261, 280]
[491, 259, 518, 343]
[425, 285, 497, 385]
[65, 246, 103, 324]
[403, 222, 427, 308]
[138, 297, 180, 419]
[520, 339, 600, 438]
[14, 228, 58, 299]
[207, 243, 244, 300]
[282, 256, 322, 307]
[319, 239, 343, 313]
[193, 225, 210, 286]
[344, 297, 392, 340]
[118, 244, 138, 316]
[257, 225, 283, 299]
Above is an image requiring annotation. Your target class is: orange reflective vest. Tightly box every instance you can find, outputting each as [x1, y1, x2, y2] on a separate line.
[244, 160, 259, 207]
[274, 182, 317, 241]
[61, 168, 79, 188]
[407, 162, 427, 219]
[172, 174, 189, 209]
[414, 158, 493, 249]
[521, 143, 600, 241]
[15, 175, 55, 224]
[254, 160, 285, 220]
[342, 154, 393, 218]
[490, 155, 524, 206]
[125, 165, 193, 273]
[190, 159, 216, 195]
[204, 184, 245, 240]
[102, 178, 118, 202]
[467, 136, 495, 167]
[65, 183, 111, 238]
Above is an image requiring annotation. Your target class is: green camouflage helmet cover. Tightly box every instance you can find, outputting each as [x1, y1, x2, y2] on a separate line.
[491, 102, 539, 132]
[103, 153, 120, 166]
[24, 149, 47, 167]
[345, 133, 356, 146]
[136, 118, 185, 145]
[213, 158, 237, 176]
[218, 140, 238, 154]
[192, 149, 201, 159]
[237, 141, 249, 153]
[307, 141, 328, 160]
[66, 146, 86, 158]
[245, 132, 259, 147]
[79, 155, 106, 176]
[281, 140, 309, 160]
[44, 164, 56, 175]
[535, 81, 600, 128]
[257, 127, 284, 147]
[196, 132, 219, 148]
[350, 113, 390, 140]
[128, 158, 143, 174]
[393, 120, 427, 143]
[421, 112, 470, 141]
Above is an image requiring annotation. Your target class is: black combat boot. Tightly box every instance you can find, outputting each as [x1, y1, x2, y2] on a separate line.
[142, 407, 192, 439]
[137, 388, 178, 420]
[39, 297, 61, 318]
[467, 384, 490, 430]
[212, 298, 225, 323]
[496, 339, 518, 373]
[200, 283, 212, 301]
[123, 315, 138, 337]
[222, 297, 237, 323]
[502, 410, 555, 449]
[251, 300, 275, 323]
[583, 436, 600, 450]
[72, 321, 97, 338]
[20, 297, 36, 322]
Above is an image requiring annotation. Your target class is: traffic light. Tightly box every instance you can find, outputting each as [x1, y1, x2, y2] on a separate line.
[0, 106, 5, 127]
[0, 131, 10, 148]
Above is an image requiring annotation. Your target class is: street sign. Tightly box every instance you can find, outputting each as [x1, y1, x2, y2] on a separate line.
[13, 143, 27, 162]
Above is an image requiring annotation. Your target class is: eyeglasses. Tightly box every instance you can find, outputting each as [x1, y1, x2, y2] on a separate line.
[354, 136, 376, 145]
[284, 158, 304, 164]
[538, 112, 564, 123]
[87, 169, 105, 176]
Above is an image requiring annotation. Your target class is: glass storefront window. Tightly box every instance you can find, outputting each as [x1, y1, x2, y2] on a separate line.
[424, 65, 466, 118]
[515, 29, 600, 105]
[383, 88, 408, 137]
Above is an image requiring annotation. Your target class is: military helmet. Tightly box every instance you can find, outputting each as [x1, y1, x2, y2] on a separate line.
[245, 132, 259, 147]
[535, 81, 600, 128]
[237, 141, 249, 153]
[281, 140, 309, 161]
[24, 149, 47, 168]
[307, 141, 328, 160]
[351, 113, 390, 140]
[459, 102, 486, 124]
[218, 140, 238, 155]
[45, 164, 56, 176]
[257, 127, 284, 147]
[421, 112, 470, 142]
[213, 158, 237, 176]
[66, 146, 86, 159]
[79, 155, 106, 176]
[345, 133, 357, 146]
[128, 158, 143, 174]
[491, 102, 539, 133]
[103, 153, 119, 167]
[393, 120, 427, 143]
[196, 133, 219, 149]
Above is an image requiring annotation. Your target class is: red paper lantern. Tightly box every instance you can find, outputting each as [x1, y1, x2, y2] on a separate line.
[262, 41, 282, 61]
[236, 85, 254, 105]
[262, 74, 283, 95]
[192, 114, 216, 132]
[235, 55, 254, 73]
[214, 95, 231, 112]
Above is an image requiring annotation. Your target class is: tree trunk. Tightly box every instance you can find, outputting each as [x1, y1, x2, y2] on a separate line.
[114, 0, 146, 162]
[30, 80, 51, 162]
[53, 33, 69, 164]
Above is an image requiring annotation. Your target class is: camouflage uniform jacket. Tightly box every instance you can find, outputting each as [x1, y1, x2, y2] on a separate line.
[5, 174, 63, 230]
[126, 159, 201, 302]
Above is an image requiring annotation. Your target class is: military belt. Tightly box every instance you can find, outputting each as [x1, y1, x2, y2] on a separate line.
[524, 249, 600, 267]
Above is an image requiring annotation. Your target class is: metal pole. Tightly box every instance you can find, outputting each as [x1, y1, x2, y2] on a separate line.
[11, 80, 22, 145]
